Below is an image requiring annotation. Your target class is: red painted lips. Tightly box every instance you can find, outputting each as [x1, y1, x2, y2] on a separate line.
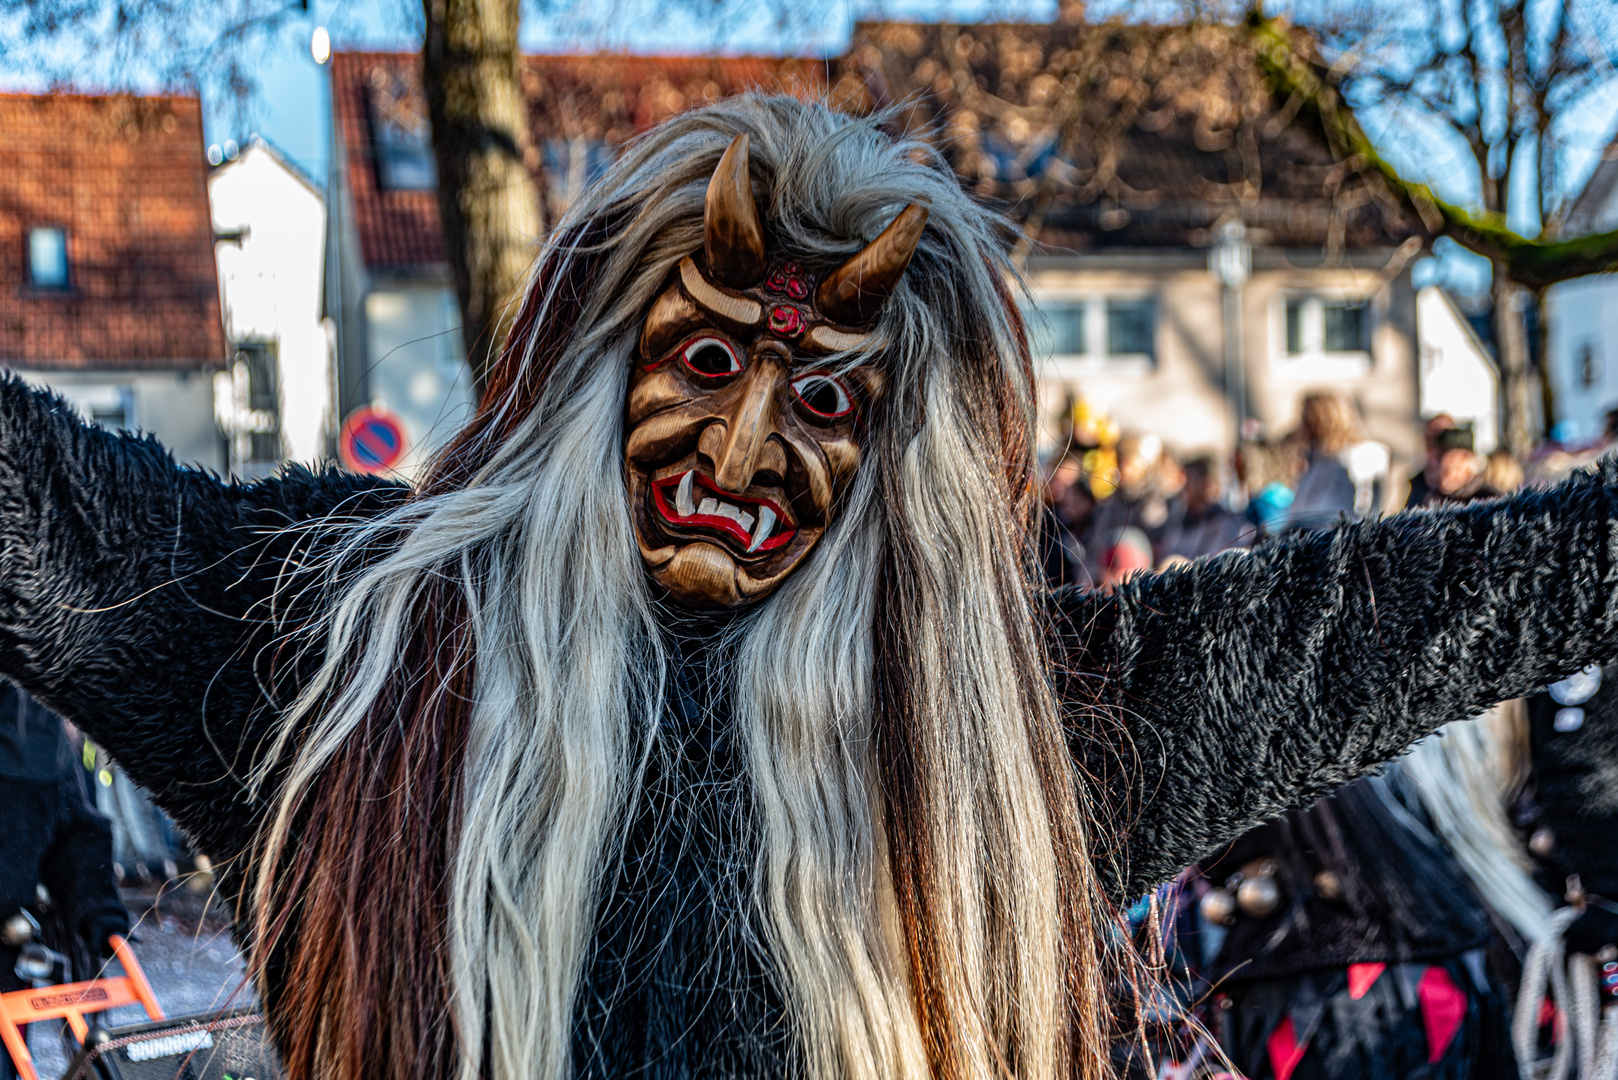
[650, 469, 797, 555]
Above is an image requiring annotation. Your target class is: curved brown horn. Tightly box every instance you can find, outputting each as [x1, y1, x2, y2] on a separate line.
[816, 203, 929, 327]
[704, 132, 767, 288]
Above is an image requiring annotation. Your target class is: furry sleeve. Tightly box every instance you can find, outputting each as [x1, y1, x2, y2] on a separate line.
[1049, 459, 1618, 904]
[0, 375, 408, 871]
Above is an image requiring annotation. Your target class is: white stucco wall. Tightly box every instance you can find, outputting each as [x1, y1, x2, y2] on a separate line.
[363, 283, 475, 478]
[1547, 274, 1618, 443]
[19, 368, 223, 472]
[1416, 286, 1500, 451]
[210, 141, 332, 467]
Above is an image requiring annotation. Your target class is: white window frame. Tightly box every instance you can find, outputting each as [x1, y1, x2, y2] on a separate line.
[1027, 291, 1157, 379]
[1272, 292, 1374, 379]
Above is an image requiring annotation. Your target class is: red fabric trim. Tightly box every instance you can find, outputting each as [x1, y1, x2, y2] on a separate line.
[1418, 965, 1467, 1063]
[1347, 961, 1386, 1001]
[1267, 1016, 1309, 1080]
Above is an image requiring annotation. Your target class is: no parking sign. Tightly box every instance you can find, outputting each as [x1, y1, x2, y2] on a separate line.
[338, 407, 408, 474]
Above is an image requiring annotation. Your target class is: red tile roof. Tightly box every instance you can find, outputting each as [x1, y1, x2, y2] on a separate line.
[332, 51, 828, 270]
[0, 93, 227, 371]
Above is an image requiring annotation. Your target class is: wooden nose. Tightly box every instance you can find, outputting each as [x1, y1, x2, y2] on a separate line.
[712, 355, 784, 493]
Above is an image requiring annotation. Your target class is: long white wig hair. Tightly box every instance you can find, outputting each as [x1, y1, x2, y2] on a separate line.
[250, 94, 1115, 1080]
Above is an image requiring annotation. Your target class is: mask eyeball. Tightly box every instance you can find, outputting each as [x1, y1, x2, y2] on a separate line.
[681, 336, 741, 377]
[790, 372, 853, 419]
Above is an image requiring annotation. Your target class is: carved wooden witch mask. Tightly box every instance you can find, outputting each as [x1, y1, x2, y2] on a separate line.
[625, 132, 928, 608]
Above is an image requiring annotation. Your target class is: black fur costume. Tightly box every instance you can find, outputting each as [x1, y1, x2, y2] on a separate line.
[5, 374, 1618, 1076]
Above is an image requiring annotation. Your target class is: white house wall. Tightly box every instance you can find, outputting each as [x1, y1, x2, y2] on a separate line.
[1415, 286, 1499, 451]
[1026, 253, 1422, 510]
[1547, 274, 1618, 442]
[210, 143, 332, 466]
[19, 369, 223, 472]
[363, 282, 475, 478]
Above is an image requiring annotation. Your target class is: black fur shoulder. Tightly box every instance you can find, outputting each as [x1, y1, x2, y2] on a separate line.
[0, 374, 409, 879]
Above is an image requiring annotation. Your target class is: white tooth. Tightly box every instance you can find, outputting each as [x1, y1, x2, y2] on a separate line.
[676, 470, 696, 517]
[747, 506, 776, 553]
[736, 508, 754, 531]
[698, 497, 719, 517]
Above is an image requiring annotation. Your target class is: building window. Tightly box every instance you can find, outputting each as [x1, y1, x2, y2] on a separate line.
[216, 342, 281, 477]
[1323, 301, 1369, 353]
[1105, 299, 1154, 358]
[28, 227, 69, 289]
[1028, 294, 1155, 374]
[1578, 341, 1601, 390]
[1032, 301, 1086, 359]
[370, 102, 436, 191]
[1278, 295, 1373, 377]
[1284, 297, 1371, 357]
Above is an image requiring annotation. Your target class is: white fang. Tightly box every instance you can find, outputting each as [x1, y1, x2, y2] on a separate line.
[676, 470, 696, 517]
[748, 506, 776, 553]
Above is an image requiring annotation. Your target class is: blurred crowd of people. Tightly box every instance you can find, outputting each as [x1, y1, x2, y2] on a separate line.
[1048, 392, 1618, 1080]
[1040, 390, 1545, 596]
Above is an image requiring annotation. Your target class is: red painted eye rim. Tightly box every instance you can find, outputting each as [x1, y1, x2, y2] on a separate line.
[789, 371, 855, 419]
[679, 335, 742, 378]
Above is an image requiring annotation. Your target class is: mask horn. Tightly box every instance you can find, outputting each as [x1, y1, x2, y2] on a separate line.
[704, 132, 767, 288]
[816, 203, 929, 327]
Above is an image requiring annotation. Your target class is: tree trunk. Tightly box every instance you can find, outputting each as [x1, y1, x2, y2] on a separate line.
[421, 0, 541, 400]
[1494, 267, 1536, 457]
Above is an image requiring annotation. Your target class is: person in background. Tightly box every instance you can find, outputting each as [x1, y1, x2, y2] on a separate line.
[1406, 413, 1458, 509]
[1236, 437, 1300, 538]
[1155, 455, 1255, 563]
[0, 680, 129, 1080]
[1097, 526, 1153, 592]
[1482, 449, 1523, 497]
[1039, 455, 1091, 589]
[1285, 390, 1391, 530]
[1083, 433, 1183, 582]
[1409, 426, 1502, 509]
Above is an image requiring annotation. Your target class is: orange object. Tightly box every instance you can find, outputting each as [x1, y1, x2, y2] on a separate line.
[0, 935, 164, 1080]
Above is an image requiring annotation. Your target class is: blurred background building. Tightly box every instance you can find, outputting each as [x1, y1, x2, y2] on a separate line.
[0, 93, 226, 471]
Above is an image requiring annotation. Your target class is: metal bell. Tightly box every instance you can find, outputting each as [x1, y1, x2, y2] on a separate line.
[1313, 871, 1343, 902]
[0, 912, 34, 948]
[1199, 887, 1237, 926]
[1237, 876, 1283, 918]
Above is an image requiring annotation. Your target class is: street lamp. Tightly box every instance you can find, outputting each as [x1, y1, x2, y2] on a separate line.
[1210, 220, 1251, 447]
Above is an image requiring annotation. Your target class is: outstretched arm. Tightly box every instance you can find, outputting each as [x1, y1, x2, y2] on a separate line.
[0, 375, 407, 868]
[1050, 462, 1618, 903]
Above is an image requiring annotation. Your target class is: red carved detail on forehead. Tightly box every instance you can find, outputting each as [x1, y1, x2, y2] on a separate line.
[768, 305, 805, 338]
[765, 261, 812, 301]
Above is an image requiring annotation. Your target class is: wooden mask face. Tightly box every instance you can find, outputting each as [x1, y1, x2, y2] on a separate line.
[625, 133, 927, 608]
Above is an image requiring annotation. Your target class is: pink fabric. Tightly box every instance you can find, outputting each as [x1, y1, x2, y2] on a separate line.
[1267, 1017, 1309, 1080]
[1347, 962, 1386, 1001]
[1418, 965, 1467, 1063]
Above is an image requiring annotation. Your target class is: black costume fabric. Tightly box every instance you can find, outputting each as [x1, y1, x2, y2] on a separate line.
[5, 374, 1618, 1074]
[1189, 776, 1515, 1080]
[1521, 660, 1618, 954]
[0, 680, 128, 1005]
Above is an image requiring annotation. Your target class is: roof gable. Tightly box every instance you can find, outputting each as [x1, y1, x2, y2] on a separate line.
[0, 93, 227, 370]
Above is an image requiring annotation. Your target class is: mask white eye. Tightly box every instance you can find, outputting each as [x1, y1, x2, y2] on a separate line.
[790, 373, 853, 418]
[681, 336, 741, 377]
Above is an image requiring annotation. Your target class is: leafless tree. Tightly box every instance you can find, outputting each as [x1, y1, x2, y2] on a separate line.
[1268, 0, 1618, 453]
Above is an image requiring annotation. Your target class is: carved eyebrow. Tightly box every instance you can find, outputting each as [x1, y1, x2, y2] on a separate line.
[680, 257, 762, 327]
[802, 325, 871, 355]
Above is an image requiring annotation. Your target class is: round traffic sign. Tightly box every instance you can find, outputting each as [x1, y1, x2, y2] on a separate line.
[338, 407, 408, 474]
